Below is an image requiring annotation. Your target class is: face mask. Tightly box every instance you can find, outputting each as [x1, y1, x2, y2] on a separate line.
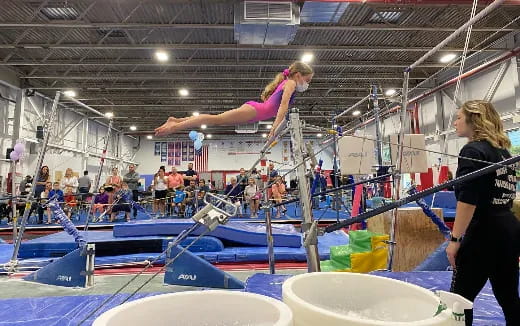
[296, 81, 309, 92]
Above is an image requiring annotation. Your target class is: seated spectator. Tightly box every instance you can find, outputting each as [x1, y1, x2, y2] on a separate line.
[244, 178, 260, 218]
[93, 187, 109, 218]
[197, 179, 210, 206]
[63, 186, 77, 220]
[225, 177, 243, 214]
[183, 180, 197, 211]
[110, 183, 131, 222]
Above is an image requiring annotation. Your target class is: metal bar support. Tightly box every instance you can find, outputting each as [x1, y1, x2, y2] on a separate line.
[289, 108, 320, 273]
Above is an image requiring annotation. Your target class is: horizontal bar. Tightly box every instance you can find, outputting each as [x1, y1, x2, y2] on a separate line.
[333, 94, 370, 120]
[325, 153, 520, 232]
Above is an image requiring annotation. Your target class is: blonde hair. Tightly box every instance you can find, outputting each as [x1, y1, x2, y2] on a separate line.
[261, 61, 314, 101]
[460, 100, 511, 149]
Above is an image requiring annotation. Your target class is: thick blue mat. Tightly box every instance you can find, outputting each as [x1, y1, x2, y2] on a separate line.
[19, 231, 224, 258]
[113, 219, 302, 247]
[245, 271, 509, 325]
[5, 230, 348, 268]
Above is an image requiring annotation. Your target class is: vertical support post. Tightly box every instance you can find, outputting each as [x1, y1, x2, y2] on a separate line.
[263, 187, 275, 274]
[11, 89, 25, 147]
[387, 70, 410, 271]
[82, 118, 89, 171]
[11, 160, 17, 242]
[289, 108, 320, 273]
[85, 243, 95, 287]
[10, 91, 61, 267]
[372, 85, 383, 168]
[84, 119, 114, 230]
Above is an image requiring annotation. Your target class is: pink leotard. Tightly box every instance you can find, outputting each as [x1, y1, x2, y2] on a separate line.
[246, 80, 296, 123]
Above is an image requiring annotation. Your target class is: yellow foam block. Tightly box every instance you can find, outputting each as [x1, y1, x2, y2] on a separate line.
[349, 234, 389, 273]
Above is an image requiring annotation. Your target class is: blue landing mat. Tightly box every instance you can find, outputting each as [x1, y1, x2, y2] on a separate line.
[19, 231, 224, 258]
[113, 219, 302, 247]
[245, 271, 509, 325]
[5, 230, 348, 267]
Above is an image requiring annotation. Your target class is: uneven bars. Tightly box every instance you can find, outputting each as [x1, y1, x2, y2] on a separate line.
[408, 0, 505, 71]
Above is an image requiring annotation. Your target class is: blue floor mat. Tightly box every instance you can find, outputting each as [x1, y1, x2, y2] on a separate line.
[113, 219, 301, 247]
[0, 292, 160, 326]
[0, 201, 351, 231]
[245, 271, 510, 325]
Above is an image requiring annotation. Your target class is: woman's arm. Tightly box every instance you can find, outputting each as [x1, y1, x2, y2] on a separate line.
[270, 80, 296, 137]
[446, 201, 476, 267]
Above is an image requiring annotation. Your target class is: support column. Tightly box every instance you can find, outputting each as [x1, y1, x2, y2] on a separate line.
[289, 108, 320, 273]
[11, 89, 26, 147]
[82, 118, 89, 171]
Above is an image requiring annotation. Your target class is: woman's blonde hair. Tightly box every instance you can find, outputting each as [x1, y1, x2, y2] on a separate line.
[460, 100, 510, 149]
[261, 61, 314, 101]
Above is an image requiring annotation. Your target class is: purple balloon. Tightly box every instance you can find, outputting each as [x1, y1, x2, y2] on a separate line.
[14, 143, 25, 154]
[10, 151, 19, 161]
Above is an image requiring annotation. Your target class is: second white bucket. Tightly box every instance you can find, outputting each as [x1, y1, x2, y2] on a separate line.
[282, 272, 470, 326]
[93, 290, 294, 326]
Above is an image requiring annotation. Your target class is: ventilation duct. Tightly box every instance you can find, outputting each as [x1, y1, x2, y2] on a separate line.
[300, 1, 349, 23]
[235, 122, 259, 134]
[234, 1, 300, 45]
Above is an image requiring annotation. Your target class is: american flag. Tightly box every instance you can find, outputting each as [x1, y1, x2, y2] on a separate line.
[194, 144, 209, 172]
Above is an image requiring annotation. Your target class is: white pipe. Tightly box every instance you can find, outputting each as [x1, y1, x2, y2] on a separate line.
[332, 94, 370, 120]
[408, 0, 505, 71]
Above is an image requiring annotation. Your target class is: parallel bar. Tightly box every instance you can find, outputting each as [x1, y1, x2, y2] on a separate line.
[325, 154, 520, 233]
[408, 0, 506, 70]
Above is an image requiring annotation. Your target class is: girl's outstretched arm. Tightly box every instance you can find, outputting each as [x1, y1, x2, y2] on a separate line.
[270, 80, 296, 138]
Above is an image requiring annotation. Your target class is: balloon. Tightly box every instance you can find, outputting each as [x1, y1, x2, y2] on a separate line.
[194, 139, 202, 151]
[197, 132, 204, 141]
[10, 151, 19, 161]
[14, 143, 25, 154]
[189, 130, 198, 141]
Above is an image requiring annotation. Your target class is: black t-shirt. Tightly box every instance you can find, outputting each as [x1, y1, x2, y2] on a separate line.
[455, 140, 517, 219]
[183, 169, 197, 187]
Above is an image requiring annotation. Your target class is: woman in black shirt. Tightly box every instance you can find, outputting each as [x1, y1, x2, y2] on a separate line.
[447, 100, 519, 325]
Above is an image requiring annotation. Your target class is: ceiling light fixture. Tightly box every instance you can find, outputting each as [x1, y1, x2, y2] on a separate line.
[440, 53, 457, 63]
[385, 89, 396, 96]
[317, 133, 323, 138]
[155, 50, 169, 62]
[352, 110, 361, 116]
[129, 126, 137, 131]
[104, 112, 114, 118]
[192, 111, 199, 116]
[63, 90, 76, 97]
[146, 135, 153, 140]
[301, 53, 314, 63]
[179, 88, 189, 97]
[206, 134, 212, 138]
[262, 133, 267, 138]
[201, 124, 207, 129]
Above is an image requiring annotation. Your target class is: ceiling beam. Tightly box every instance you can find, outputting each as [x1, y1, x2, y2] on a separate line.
[0, 43, 505, 52]
[0, 22, 515, 32]
[0, 59, 447, 68]
[22, 74, 428, 80]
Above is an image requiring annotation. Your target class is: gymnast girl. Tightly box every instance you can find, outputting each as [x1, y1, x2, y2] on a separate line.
[154, 61, 314, 137]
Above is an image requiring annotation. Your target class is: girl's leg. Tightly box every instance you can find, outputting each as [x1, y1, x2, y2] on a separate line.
[155, 104, 257, 136]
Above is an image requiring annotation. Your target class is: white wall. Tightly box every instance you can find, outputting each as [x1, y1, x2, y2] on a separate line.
[0, 81, 138, 193]
[134, 136, 335, 175]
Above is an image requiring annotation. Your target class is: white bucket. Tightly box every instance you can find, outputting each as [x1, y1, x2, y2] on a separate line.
[93, 290, 293, 326]
[282, 272, 468, 326]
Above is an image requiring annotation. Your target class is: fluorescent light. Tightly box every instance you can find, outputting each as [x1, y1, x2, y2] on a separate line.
[352, 110, 361, 116]
[317, 133, 323, 138]
[146, 135, 153, 140]
[301, 53, 314, 63]
[206, 134, 212, 138]
[192, 111, 199, 116]
[179, 88, 189, 97]
[440, 53, 457, 63]
[267, 124, 273, 129]
[262, 133, 267, 138]
[201, 124, 207, 129]
[129, 125, 137, 131]
[63, 90, 76, 97]
[155, 50, 169, 62]
[104, 112, 114, 118]
[385, 89, 396, 96]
